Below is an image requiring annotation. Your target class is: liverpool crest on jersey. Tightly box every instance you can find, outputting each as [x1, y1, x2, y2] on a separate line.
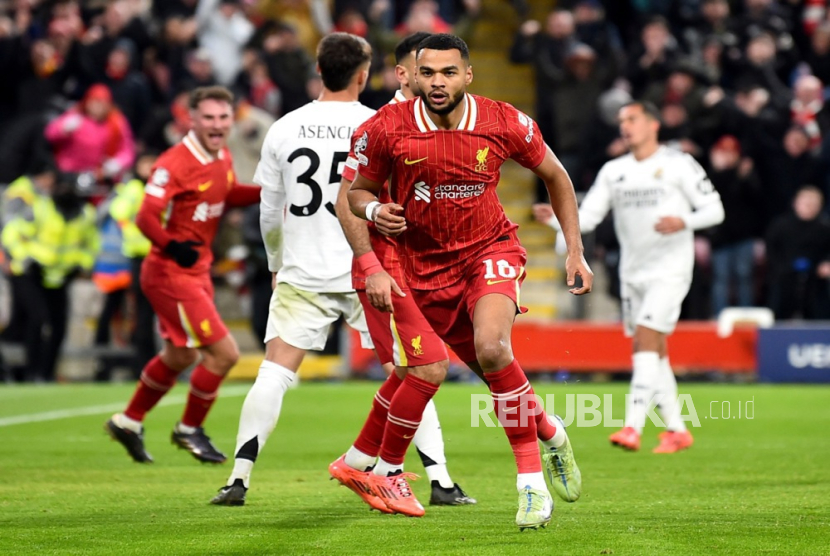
[475, 146, 489, 172]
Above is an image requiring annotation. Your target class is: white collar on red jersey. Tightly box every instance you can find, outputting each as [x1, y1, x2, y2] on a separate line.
[183, 130, 225, 165]
[413, 93, 477, 132]
[389, 90, 407, 104]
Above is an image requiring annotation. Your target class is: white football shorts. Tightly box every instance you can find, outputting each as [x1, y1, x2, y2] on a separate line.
[620, 277, 692, 337]
[265, 282, 373, 351]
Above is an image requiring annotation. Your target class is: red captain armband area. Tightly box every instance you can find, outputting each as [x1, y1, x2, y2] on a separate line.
[356, 251, 383, 277]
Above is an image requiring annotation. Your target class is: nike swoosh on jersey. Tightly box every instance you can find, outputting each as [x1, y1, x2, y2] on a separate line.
[197, 180, 213, 192]
[404, 157, 428, 165]
[403, 434, 415, 439]
[486, 278, 516, 285]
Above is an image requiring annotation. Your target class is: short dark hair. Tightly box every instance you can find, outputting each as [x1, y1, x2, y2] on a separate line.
[415, 33, 470, 62]
[189, 85, 234, 110]
[316, 32, 372, 92]
[623, 100, 662, 123]
[395, 32, 432, 64]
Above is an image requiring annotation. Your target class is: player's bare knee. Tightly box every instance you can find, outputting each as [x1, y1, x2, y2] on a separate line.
[474, 337, 513, 371]
[162, 348, 198, 371]
[215, 344, 240, 372]
[407, 360, 448, 385]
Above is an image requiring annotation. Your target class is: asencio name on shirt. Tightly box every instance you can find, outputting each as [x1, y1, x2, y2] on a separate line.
[297, 125, 357, 139]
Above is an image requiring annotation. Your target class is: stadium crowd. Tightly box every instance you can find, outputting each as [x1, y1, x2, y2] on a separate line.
[0, 0, 829, 382]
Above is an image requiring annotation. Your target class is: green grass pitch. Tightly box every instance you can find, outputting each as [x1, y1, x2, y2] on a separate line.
[0, 381, 828, 555]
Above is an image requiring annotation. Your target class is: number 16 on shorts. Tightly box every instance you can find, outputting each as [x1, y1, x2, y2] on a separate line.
[474, 249, 527, 310]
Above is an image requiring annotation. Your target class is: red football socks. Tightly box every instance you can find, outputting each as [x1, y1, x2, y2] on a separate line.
[181, 365, 223, 428]
[486, 359, 542, 473]
[379, 374, 439, 466]
[124, 356, 179, 422]
[353, 372, 404, 457]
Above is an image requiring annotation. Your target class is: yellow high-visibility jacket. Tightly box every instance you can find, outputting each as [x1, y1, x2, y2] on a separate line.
[1, 182, 100, 288]
[109, 178, 151, 258]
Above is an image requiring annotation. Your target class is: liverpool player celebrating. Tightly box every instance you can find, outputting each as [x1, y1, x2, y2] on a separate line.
[105, 86, 261, 464]
[535, 101, 724, 453]
[329, 32, 476, 510]
[209, 33, 378, 506]
[348, 34, 593, 529]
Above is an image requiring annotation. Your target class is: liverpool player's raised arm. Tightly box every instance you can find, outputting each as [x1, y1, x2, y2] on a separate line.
[532, 145, 594, 295]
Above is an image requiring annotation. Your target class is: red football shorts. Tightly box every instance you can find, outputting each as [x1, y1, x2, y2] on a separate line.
[410, 246, 527, 363]
[140, 264, 228, 348]
[358, 287, 448, 367]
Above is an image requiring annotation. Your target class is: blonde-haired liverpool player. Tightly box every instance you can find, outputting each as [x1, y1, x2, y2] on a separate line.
[534, 101, 724, 453]
[105, 86, 261, 464]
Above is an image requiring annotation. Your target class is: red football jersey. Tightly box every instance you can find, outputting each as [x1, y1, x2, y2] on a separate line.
[141, 131, 239, 275]
[355, 93, 546, 289]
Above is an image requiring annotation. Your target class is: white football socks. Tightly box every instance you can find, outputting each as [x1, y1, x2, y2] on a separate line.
[413, 400, 454, 488]
[113, 413, 142, 433]
[625, 351, 660, 434]
[516, 472, 548, 492]
[657, 357, 687, 433]
[539, 414, 567, 450]
[226, 360, 295, 488]
[344, 446, 376, 471]
[373, 458, 403, 477]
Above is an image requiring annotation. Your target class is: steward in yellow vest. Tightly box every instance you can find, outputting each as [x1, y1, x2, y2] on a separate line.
[1, 171, 100, 381]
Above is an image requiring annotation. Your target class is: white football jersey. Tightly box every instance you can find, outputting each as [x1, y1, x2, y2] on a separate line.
[579, 146, 723, 283]
[254, 100, 376, 292]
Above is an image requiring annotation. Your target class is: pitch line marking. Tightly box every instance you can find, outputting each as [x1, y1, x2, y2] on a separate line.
[0, 384, 251, 428]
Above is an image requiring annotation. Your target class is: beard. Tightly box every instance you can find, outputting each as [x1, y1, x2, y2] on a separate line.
[419, 88, 465, 115]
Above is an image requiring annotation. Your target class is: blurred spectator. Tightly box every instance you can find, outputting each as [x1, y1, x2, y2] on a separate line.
[730, 32, 791, 106]
[625, 16, 680, 97]
[260, 22, 316, 114]
[138, 90, 192, 154]
[154, 0, 199, 20]
[80, 0, 152, 79]
[257, 0, 333, 55]
[196, 0, 255, 86]
[510, 9, 577, 179]
[754, 125, 824, 222]
[733, 0, 799, 81]
[544, 42, 615, 195]
[44, 84, 136, 186]
[572, 0, 624, 77]
[699, 35, 727, 87]
[102, 39, 152, 133]
[806, 21, 830, 85]
[765, 185, 830, 319]
[227, 100, 275, 183]
[644, 60, 715, 154]
[369, 0, 479, 52]
[579, 86, 632, 188]
[706, 135, 765, 315]
[682, 0, 740, 62]
[177, 47, 217, 93]
[1, 170, 99, 381]
[790, 74, 829, 152]
[235, 49, 282, 117]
